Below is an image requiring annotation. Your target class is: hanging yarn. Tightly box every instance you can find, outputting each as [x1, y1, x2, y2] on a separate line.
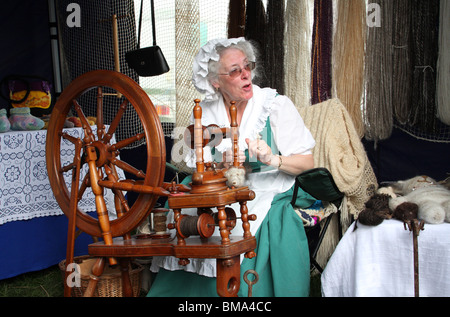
[265, 0, 285, 95]
[245, 0, 267, 87]
[437, 0, 450, 125]
[284, 0, 313, 110]
[363, 0, 394, 143]
[392, 0, 413, 125]
[409, 0, 440, 134]
[227, 0, 246, 38]
[311, 0, 333, 105]
[332, 0, 366, 138]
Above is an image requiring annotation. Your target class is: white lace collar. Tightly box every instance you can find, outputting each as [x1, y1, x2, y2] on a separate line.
[201, 85, 278, 152]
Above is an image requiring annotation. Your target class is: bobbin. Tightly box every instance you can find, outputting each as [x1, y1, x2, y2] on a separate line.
[169, 213, 216, 239]
[150, 208, 170, 239]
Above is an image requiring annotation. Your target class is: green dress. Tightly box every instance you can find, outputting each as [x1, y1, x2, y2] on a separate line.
[147, 119, 316, 297]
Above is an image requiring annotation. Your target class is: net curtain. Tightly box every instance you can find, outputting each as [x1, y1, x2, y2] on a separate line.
[57, 0, 143, 146]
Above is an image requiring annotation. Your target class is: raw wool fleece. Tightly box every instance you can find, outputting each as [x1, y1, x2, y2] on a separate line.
[298, 98, 378, 267]
[224, 167, 246, 188]
[389, 176, 450, 224]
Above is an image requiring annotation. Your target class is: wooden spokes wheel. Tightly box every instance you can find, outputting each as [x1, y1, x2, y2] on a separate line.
[46, 70, 166, 238]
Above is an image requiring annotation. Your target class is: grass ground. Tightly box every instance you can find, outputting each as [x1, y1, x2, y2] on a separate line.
[0, 266, 63, 297]
[0, 265, 322, 297]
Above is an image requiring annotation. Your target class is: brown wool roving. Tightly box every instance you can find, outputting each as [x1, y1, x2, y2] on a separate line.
[355, 194, 392, 228]
[393, 202, 419, 223]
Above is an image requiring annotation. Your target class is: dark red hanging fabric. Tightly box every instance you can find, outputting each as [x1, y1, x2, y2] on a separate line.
[244, 0, 267, 87]
[311, 0, 333, 105]
[265, 0, 285, 95]
[227, 0, 246, 38]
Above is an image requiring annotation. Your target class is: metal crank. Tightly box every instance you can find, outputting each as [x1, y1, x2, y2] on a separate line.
[243, 269, 259, 297]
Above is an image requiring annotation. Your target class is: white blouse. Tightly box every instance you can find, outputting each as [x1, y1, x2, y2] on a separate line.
[150, 85, 315, 277]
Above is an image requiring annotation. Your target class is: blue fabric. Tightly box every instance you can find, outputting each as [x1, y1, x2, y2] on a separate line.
[0, 215, 92, 280]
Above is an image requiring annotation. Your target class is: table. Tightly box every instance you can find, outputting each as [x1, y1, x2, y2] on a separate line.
[321, 219, 450, 297]
[0, 127, 121, 280]
[0, 127, 117, 225]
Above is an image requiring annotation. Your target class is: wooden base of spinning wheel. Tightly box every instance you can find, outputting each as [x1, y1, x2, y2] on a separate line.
[88, 180, 257, 297]
[89, 235, 256, 297]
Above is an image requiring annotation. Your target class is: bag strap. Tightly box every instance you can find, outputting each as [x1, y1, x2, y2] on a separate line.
[137, 0, 143, 48]
[136, 0, 158, 48]
[151, 0, 157, 46]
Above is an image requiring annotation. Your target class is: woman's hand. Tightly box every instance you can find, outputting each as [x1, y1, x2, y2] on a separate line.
[245, 138, 272, 165]
[222, 149, 246, 169]
[245, 138, 314, 175]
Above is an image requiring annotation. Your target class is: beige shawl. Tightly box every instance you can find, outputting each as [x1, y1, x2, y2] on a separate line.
[298, 98, 378, 268]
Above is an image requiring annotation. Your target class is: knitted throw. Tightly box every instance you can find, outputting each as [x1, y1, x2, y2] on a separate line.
[298, 98, 378, 221]
[298, 98, 378, 267]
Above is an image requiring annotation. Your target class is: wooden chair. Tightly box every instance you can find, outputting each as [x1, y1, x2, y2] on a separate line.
[290, 167, 344, 273]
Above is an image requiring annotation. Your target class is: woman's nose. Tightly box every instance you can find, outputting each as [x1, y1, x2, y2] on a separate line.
[241, 67, 250, 79]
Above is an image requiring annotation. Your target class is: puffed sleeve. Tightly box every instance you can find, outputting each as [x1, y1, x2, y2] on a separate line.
[269, 95, 315, 156]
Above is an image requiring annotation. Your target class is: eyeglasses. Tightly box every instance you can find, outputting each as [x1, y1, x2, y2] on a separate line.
[219, 61, 256, 78]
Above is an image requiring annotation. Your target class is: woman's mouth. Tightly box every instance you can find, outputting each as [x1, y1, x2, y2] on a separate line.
[242, 83, 252, 91]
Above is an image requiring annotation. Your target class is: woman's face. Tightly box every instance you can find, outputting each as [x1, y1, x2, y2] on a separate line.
[212, 48, 254, 104]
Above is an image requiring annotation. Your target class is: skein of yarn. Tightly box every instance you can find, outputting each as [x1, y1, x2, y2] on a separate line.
[392, 0, 413, 125]
[332, 0, 366, 137]
[363, 0, 394, 143]
[437, 0, 450, 125]
[284, 0, 313, 110]
[409, 0, 440, 133]
[311, 0, 333, 105]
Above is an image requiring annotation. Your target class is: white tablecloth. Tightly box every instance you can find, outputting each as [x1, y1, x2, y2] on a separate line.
[321, 219, 450, 297]
[0, 127, 120, 225]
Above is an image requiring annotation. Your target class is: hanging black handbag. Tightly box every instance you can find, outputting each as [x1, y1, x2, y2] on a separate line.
[126, 0, 170, 77]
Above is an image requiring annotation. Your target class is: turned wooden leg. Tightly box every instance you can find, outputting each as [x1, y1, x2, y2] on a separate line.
[173, 208, 186, 246]
[217, 206, 230, 244]
[64, 140, 82, 297]
[119, 259, 133, 297]
[240, 202, 251, 238]
[84, 257, 105, 297]
[239, 202, 256, 258]
[216, 255, 240, 297]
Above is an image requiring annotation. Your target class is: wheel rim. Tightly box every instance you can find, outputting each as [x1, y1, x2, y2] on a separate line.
[46, 70, 165, 237]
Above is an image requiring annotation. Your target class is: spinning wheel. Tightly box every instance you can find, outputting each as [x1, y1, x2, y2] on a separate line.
[47, 70, 257, 297]
[46, 70, 166, 239]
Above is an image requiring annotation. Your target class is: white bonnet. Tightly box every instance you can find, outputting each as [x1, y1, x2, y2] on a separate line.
[192, 37, 248, 102]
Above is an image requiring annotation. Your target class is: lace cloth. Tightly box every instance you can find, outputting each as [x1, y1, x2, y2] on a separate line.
[0, 126, 121, 225]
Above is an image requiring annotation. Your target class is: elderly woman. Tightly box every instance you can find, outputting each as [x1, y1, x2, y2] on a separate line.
[148, 37, 316, 297]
